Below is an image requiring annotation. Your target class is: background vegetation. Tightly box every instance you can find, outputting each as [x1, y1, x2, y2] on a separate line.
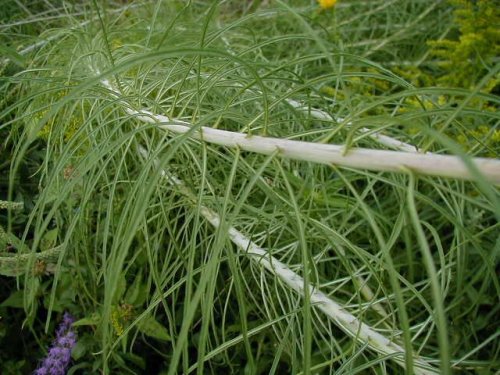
[1, 0, 498, 374]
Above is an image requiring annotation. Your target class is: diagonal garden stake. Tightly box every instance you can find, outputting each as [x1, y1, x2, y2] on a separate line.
[101, 78, 500, 184]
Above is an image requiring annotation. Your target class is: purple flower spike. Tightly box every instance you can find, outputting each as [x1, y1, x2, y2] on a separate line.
[35, 312, 77, 375]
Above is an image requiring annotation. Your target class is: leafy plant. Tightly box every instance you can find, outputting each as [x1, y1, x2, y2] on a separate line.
[427, 0, 500, 93]
[0, 1, 499, 374]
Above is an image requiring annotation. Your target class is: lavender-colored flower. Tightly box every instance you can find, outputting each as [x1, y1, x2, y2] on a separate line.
[35, 312, 77, 375]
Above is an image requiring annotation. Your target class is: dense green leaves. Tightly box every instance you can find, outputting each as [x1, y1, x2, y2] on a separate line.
[0, 0, 498, 374]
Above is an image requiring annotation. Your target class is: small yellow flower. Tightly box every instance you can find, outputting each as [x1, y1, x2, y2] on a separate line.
[318, 0, 337, 9]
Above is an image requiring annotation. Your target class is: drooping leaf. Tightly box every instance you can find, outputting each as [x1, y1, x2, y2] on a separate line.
[137, 314, 171, 341]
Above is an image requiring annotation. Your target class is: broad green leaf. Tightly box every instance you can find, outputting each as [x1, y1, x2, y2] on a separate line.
[113, 274, 127, 304]
[73, 312, 101, 327]
[137, 314, 171, 341]
[124, 270, 142, 306]
[122, 353, 146, 370]
[0, 290, 24, 308]
[40, 228, 58, 251]
[70, 334, 94, 360]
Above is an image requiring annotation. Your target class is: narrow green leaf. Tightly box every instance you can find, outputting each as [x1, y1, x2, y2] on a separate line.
[0, 45, 26, 67]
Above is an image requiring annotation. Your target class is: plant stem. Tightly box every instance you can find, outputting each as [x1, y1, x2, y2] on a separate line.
[102, 78, 500, 184]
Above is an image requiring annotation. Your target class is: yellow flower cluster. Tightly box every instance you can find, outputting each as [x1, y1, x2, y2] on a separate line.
[317, 0, 337, 9]
[456, 125, 500, 157]
[427, 0, 499, 92]
[400, 95, 447, 113]
[111, 304, 135, 336]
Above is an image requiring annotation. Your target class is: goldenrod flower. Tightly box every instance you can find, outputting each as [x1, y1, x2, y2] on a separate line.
[318, 0, 337, 9]
[111, 308, 124, 336]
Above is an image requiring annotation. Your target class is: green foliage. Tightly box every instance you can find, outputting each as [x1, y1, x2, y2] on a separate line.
[0, 200, 63, 277]
[427, 0, 500, 92]
[0, 1, 499, 374]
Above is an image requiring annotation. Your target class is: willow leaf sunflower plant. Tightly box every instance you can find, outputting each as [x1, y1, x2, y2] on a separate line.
[1, 0, 499, 374]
